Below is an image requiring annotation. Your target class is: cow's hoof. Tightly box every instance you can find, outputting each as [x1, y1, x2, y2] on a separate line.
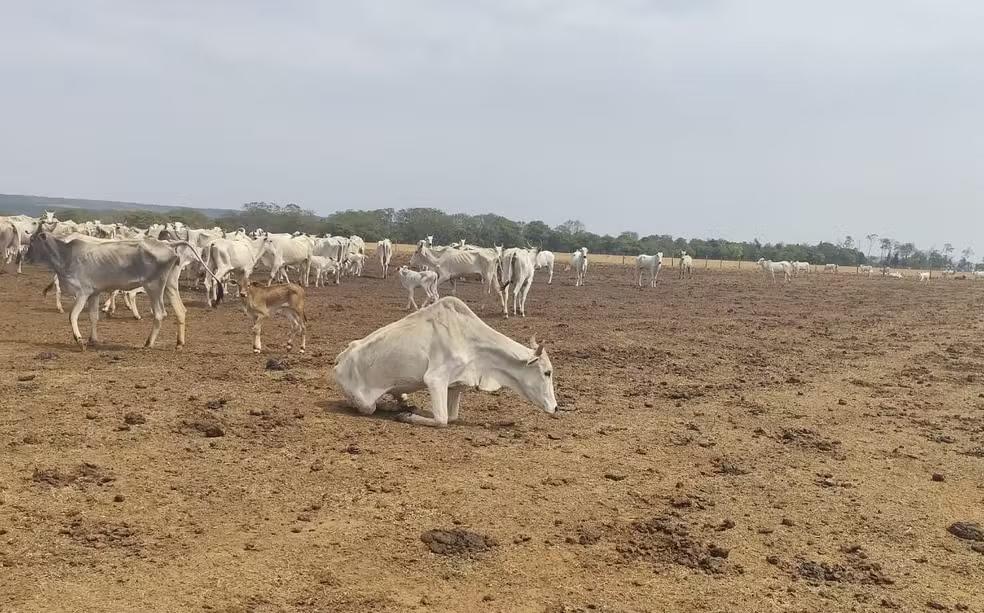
[394, 411, 414, 423]
[299, 349, 305, 354]
[253, 349, 261, 354]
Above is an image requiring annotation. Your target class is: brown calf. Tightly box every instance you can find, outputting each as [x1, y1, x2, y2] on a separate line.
[238, 282, 307, 354]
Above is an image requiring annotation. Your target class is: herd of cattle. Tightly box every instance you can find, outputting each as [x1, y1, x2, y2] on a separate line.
[1, 212, 981, 426]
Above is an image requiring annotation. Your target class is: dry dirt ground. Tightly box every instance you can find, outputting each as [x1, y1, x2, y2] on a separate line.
[1, 258, 983, 613]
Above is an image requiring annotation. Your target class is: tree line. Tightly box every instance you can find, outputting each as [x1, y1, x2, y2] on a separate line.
[41, 202, 982, 270]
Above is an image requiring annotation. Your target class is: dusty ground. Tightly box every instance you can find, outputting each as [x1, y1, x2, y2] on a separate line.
[1, 258, 983, 613]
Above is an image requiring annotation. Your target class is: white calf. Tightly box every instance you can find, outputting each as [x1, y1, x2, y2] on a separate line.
[918, 272, 930, 282]
[679, 251, 694, 280]
[398, 266, 440, 310]
[570, 248, 588, 287]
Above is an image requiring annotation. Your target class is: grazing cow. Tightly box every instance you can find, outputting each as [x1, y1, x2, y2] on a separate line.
[307, 255, 341, 287]
[636, 253, 663, 287]
[678, 251, 694, 280]
[500, 248, 536, 317]
[888, 271, 904, 279]
[973, 271, 984, 280]
[377, 239, 394, 278]
[398, 266, 440, 310]
[409, 243, 506, 315]
[824, 263, 839, 273]
[757, 258, 792, 284]
[236, 282, 307, 354]
[941, 269, 956, 280]
[570, 248, 588, 287]
[919, 272, 930, 282]
[534, 250, 555, 284]
[204, 236, 270, 307]
[859, 265, 874, 277]
[27, 230, 217, 350]
[0, 221, 22, 274]
[333, 297, 557, 428]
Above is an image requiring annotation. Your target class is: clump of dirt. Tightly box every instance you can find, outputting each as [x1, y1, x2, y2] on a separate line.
[123, 412, 146, 425]
[420, 529, 498, 556]
[615, 515, 735, 575]
[59, 519, 139, 550]
[777, 428, 840, 452]
[947, 522, 983, 542]
[792, 546, 894, 586]
[265, 358, 289, 371]
[32, 463, 115, 488]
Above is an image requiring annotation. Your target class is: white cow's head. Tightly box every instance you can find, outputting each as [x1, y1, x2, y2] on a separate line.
[514, 335, 557, 415]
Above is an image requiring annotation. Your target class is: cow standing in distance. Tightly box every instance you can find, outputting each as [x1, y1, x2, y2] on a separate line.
[636, 253, 663, 287]
[409, 242, 507, 315]
[27, 228, 219, 350]
[757, 258, 792, 284]
[307, 255, 341, 287]
[500, 247, 537, 317]
[824, 263, 839, 273]
[790, 261, 810, 276]
[235, 281, 307, 354]
[534, 250, 555, 284]
[333, 296, 557, 427]
[570, 247, 588, 286]
[377, 239, 393, 278]
[859, 264, 874, 277]
[678, 251, 694, 280]
[204, 235, 270, 307]
[0, 221, 22, 274]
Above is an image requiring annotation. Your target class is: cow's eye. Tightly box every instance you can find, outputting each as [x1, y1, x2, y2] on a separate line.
[544, 370, 552, 377]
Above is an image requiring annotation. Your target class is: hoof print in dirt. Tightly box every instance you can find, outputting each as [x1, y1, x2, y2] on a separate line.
[205, 399, 228, 411]
[421, 529, 497, 557]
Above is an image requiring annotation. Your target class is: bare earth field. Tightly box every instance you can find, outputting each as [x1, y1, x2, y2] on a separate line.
[1, 257, 983, 613]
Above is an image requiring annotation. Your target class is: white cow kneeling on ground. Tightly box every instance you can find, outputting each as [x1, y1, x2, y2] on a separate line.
[333, 296, 557, 427]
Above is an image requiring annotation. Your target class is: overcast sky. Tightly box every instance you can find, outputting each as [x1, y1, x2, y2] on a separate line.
[2, 1, 982, 253]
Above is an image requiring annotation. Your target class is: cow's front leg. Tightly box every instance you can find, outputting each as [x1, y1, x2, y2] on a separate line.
[447, 389, 463, 423]
[86, 293, 101, 345]
[69, 291, 90, 350]
[396, 377, 448, 427]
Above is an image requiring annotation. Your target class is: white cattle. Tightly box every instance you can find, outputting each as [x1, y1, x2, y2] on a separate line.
[941, 269, 956, 280]
[678, 251, 694, 280]
[636, 253, 663, 287]
[333, 297, 557, 428]
[342, 252, 367, 277]
[888, 271, 904, 279]
[570, 247, 588, 287]
[918, 272, 930, 282]
[500, 248, 536, 317]
[757, 258, 792, 284]
[973, 271, 984, 280]
[377, 239, 394, 278]
[791, 261, 810, 276]
[409, 243, 506, 315]
[307, 255, 341, 287]
[859, 265, 874, 277]
[534, 250, 555, 284]
[398, 266, 440, 310]
[0, 221, 22, 273]
[204, 236, 270, 307]
[824, 263, 839, 273]
[27, 230, 217, 350]
[261, 234, 314, 286]
[348, 235, 366, 256]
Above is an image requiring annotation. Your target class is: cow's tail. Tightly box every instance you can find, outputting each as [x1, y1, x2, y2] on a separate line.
[172, 240, 225, 306]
